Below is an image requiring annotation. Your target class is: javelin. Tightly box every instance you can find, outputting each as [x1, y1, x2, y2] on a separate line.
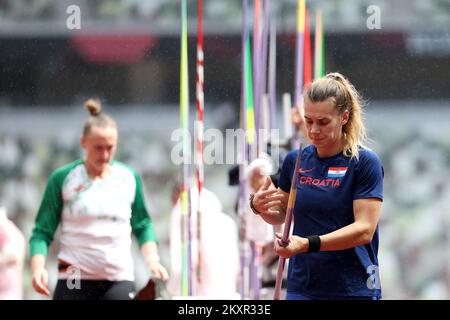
[238, 0, 250, 299]
[179, 0, 192, 297]
[294, 0, 305, 108]
[274, 144, 302, 300]
[195, 0, 204, 290]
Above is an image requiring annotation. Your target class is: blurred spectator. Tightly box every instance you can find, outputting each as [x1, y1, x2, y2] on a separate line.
[0, 205, 26, 299]
[168, 186, 240, 298]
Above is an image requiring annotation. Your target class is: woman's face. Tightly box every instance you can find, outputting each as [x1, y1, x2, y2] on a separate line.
[304, 98, 348, 151]
[80, 126, 118, 175]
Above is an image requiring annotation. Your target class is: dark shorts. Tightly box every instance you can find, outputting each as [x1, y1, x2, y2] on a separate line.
[53, 279, 136, 300]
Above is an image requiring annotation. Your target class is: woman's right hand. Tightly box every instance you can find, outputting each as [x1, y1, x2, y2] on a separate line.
[32, 267, 50, 296]
[31, 255, 51, 297]
[252, 177, 287, 220]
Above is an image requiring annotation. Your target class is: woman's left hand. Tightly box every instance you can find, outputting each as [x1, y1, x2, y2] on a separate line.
[147, 261, 169, 281]
[274, 232, 308, 258]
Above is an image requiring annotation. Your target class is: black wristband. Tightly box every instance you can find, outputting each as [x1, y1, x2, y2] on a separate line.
[307, 235, 321, 253]
[249, 194, 260, 215]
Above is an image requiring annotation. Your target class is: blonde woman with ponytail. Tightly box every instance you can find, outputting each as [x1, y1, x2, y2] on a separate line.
[30, 99, 168, 300]
[251, 73, 384, 300]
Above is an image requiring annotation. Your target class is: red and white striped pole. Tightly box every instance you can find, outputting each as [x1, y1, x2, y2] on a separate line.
[195, 0, 205, 291]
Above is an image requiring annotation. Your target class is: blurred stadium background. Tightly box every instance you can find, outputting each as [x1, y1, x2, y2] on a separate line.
[0, 0, 449, 299]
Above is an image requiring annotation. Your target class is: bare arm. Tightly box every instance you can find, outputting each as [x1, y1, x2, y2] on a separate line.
[140, 241, 169, 281]
[274, 198, 382, 258]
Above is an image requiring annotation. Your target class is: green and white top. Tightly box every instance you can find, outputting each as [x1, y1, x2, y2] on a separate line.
[30, 160, 157, 281]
